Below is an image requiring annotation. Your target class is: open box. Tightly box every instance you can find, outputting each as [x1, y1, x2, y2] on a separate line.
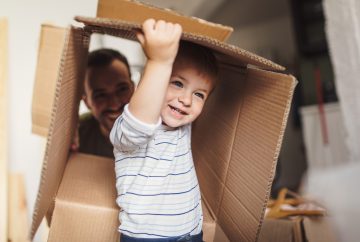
[30, 1, 297, 241]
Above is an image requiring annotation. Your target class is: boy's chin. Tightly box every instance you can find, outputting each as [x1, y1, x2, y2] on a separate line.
[162, 118, 188, 129]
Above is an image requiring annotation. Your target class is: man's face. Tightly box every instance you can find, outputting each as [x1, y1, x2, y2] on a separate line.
[83, 59, 134, 136]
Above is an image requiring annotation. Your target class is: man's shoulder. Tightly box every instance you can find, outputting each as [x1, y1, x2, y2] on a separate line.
[79, 112, 96, 124]
[79, 112, 98, 130]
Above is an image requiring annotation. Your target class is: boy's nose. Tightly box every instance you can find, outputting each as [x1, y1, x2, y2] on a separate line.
[178, 92, 192, 106]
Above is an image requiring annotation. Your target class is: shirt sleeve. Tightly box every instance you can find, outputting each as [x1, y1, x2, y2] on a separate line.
[110, 104, 162, 152]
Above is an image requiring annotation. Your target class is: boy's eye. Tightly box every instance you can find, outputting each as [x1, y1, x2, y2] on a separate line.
[171, 80, 183, 88]
[194, 92, 205, 99]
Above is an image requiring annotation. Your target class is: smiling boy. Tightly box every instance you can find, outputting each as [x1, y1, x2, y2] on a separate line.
[110, 19, 218, 241]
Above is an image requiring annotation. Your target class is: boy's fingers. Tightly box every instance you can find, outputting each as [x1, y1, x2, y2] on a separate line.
[143, 18, 156, 33]
[173, 23, 183, 38]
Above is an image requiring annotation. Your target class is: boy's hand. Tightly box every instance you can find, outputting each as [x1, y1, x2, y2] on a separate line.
[136, 19, 182, 66]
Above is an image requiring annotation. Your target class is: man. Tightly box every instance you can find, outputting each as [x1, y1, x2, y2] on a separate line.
[77, 48, 134, 158]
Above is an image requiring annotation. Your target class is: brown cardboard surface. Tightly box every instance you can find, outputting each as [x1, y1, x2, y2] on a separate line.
[48, 153, 226, 242]
[302, 217, 338, 242]
[31, 2, 297, 240]
[193, 67, 296, 241]
[48, 153, 119, 242]
[30, 26, 89, 238]
[258, 218, 301, 242]
[258, 219, 301, 242]
[75, 16, 285, 72]
[96, 0, 233, 42]
[31, 25, 67, 137]
[258, 217, 338, 242]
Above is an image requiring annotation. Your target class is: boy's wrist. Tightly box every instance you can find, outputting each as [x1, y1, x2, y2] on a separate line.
[146, 59, 174, 70]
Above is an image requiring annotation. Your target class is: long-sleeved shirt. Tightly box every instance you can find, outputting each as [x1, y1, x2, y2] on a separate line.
[110, 104, 203, 238]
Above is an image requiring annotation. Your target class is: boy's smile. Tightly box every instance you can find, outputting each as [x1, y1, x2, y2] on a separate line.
[161, 61, 214, 128]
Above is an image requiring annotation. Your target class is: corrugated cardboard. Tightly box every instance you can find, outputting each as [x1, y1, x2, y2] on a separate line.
[30, 1, 296, 241]
[96, 0, 233, 42]
[31, 25, 67, 137]
[258, 217, 337, 242]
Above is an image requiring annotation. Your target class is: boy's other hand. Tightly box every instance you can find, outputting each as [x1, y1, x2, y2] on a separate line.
[136, 18, 182, 66]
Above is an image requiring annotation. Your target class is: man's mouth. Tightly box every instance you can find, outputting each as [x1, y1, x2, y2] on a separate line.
[103, 107, 124, 120]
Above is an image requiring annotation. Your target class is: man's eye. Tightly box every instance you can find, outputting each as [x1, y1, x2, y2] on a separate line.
[93, 93, 106, 100]
[194, 92, 205, 99]
[116, 86, 130, 94]
[171, 80, 183, 88]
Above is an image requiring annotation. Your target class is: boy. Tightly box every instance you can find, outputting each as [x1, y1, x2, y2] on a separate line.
[110, 19, 218, 241]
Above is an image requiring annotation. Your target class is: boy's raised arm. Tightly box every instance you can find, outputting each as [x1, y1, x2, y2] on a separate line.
[128, 19, 182, 124]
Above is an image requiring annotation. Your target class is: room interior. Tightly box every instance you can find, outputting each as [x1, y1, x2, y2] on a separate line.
[1, 0, 359, 241]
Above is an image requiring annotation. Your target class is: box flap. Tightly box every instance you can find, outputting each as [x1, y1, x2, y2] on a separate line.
[48, 153, 119, 242]
[302, 217, 337, 242]
[192, 68, 297, 241]
[96, 0, 233, 42]
[49, 153, 227, 242]
[30, 26, 89, 239]
[75, 16, 285, 72]
[31, 25, 67, 137]
[258, 218, 300, 242]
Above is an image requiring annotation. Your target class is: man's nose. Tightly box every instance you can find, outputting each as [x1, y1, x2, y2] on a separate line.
[108, 93, 122, 108]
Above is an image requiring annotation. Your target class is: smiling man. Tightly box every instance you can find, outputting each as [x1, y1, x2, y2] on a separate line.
[79, 48, 134, 158]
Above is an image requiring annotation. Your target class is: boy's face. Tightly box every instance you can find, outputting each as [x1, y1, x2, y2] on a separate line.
[161, 60, 214, 128]
[83, 59, 134, 136]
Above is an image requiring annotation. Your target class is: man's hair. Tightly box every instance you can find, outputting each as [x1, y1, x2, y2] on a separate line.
[176, 41, 218, 82]
[87, 48, 131, 78]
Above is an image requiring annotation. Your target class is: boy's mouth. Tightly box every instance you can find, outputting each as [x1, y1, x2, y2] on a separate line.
[169, 105, 188, 115]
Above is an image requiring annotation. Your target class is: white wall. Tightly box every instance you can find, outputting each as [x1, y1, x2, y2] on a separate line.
[228, 15, 297, 70]
[0, 1, 98, 241]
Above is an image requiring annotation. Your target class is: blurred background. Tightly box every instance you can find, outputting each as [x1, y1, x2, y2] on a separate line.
[1, 0, 359, 241]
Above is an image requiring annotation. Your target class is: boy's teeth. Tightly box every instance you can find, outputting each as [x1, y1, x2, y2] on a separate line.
[171, 106, 185, 115]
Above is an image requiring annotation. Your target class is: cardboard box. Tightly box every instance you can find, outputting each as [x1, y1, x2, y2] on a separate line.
[30, 1, 297, 241]
[96, 0, 233, 42]
[258, 217, 338, 242]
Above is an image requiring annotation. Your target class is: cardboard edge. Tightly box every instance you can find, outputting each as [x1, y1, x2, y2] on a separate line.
[96, 0, 233, 41]
[253, 69, 298, 241]
[74, 16, 285, 72]
[31, 24, 67, 138]
[29, 26, 71, 240]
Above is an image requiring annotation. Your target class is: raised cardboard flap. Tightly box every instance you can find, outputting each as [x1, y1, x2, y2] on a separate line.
[75, 16, 285, 72]
[96, 0, 233, 42]
[31, 25, 67, 137]
[30, 26, 89, 239]
[192, 68, 296, 241]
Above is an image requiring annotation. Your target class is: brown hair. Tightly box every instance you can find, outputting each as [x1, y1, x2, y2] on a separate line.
[87, 48, 131, 79]
[175, 41, 218, 84]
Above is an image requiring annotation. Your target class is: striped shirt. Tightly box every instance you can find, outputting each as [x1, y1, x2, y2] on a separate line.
[110, 105, 203, 238]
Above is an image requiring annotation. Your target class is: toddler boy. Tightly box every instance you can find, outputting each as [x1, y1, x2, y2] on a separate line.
[110, 18, 218, 241]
